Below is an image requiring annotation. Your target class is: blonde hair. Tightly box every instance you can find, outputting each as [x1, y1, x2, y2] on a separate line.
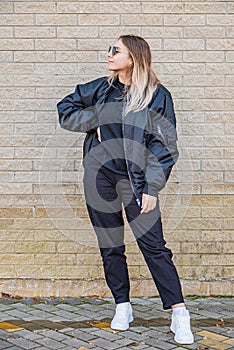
[108, 35, 160, 114]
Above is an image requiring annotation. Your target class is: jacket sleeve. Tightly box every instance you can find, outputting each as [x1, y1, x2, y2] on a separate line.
[143, 88, 179, 197]
[57, 78, 106, 133]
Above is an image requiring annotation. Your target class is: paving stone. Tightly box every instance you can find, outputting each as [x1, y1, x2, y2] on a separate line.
[34, 337, 65, 349]
[7, 337, 39, 349]
[65, 329, 96, 341]
[62, 337, 94, 348]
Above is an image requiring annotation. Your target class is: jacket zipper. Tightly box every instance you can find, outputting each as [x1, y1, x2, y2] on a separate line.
[122, 105, 141, 207]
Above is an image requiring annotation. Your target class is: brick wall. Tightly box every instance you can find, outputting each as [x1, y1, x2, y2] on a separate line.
[0, 0, 233, 298]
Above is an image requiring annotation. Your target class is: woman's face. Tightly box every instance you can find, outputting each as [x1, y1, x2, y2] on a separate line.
[107, 39, 132, 73]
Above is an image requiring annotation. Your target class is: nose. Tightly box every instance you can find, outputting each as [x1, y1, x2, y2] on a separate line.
[108, 51, 113, 58]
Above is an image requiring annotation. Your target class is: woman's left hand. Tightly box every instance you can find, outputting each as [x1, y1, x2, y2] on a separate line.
[140, 193, 157, 214]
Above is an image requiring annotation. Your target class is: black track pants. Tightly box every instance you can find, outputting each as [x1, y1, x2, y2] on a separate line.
[84, 166, 184, 310]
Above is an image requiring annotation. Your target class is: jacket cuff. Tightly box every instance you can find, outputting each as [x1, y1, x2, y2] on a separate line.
[142, 183, 159, 197]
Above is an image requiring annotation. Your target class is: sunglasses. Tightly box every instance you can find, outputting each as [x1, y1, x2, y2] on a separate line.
[108, 46, 129, 56]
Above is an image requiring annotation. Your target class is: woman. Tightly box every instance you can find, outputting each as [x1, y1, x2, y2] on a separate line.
[57, 35, 194, 344]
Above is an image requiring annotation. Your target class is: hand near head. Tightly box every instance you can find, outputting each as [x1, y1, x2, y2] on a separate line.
[140, 193, 157, 214]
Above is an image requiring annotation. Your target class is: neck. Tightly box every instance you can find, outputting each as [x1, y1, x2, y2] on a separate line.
[118, 72, 131, 85]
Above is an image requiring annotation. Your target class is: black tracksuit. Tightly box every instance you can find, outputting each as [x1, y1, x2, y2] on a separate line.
[57, 77, 184, 309]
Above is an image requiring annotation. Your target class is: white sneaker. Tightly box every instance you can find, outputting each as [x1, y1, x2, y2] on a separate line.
[170, 309, 194, 344]
[111, 302, 134, 331]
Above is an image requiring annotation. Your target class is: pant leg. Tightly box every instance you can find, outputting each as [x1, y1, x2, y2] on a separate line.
[119, 180, 184, 310]
[83, 166, 130, 304]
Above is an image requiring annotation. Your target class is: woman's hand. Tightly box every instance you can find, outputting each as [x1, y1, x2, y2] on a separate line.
[140, 193, 157, 214]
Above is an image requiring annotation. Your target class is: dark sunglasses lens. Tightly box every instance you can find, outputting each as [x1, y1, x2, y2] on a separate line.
[108, 46, 112, 53]
[112, 46, 117, 55]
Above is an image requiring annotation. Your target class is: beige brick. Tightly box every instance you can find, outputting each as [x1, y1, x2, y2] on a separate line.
[181, 242, 222, 254]
[0, 2, 13, 13]
[76, 254, 102, 266]
[1, 39, 34, 50]
[184, 148, 224, 159]
[78, 62, 108, 75]
[173, 253, 202, 266]
[14, 147, 56, 158]
[142, 3, 183, 13]
[35, 39, 76, 50]
[204, 136, 233, 147]
[35, 111, 57, 123]
[183, 74, 225, 87]
[16, 265, 56, 278]
[33, 184, 74, 195]
[0, 51, 13, 62]
[0, 160, 32, 171]
[56, 265, 101, 279]
[225, 172, 234, 183]
[0, 74, 13, 86]
[185, 3, 226, 14]
[121, 14, 163, 26]
[0, 27, 13, 38]
[100, 2, 140, 13]
[34, 254, 76, 265]
[15, 2, 56, 13]
[0, 63, 34, 75]
[202, 207, 233, 218]
[223, 219, 234, 230]
[226, 51, 234, 62]
[0, 208, 32, 218]
[226, 75, 234, 86]
[57, 2, 98, 13]
[79, 14, 120, 25]
[202, 159, 233, 171]
[224, 123, 234, 135]
[34, 63, 76, 75]
[0, 242, 15, 253]
[16, 242, 56, 254]
[225, 148, 234, 157]
[207, 14, 234, 26]
[184, 26, 225, 39]
[178, 266, 229, 279]
[205, 112, 234, 123]
[0, 14, 34, 25]
[57, 26, 98, 38]
[183, 99, 227, 111]
[143, 26, 182, 39]
[0, 254, 34, 265]
[207, 39, 234, 50]
[0, 87, 34, 99]
[164, 39, 204, 50]
[57, 242, 97, 254]
[201, 254, 234, 266]
[14, 99, 56, 112]
[0, 172, 14, 182]
[228, 3, 234, 13]
[14, 75, 56, 87]
[15, 172, 55, 183]
[183, 51, 224, 62]
[223, 243, 234, 254]
[226, 27, 234, 38]
[165, 62, 205, 75]
[14, 51, 55, 63]
[15, 26, 56, 38]
[164, 14, 205, 26]
[33, 230, 70, 242]
[0, 183, 32, 195]
[176, 218, 222, 230]
[0, 266, 15, 278]
[202, 184, 234, 195]
[36, 14, 77, 25]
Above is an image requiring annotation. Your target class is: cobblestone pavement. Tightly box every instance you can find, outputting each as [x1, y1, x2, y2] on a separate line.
[0, 296, 233, 350]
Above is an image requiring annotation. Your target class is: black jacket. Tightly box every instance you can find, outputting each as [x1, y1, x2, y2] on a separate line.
[57, 76, 179, 203]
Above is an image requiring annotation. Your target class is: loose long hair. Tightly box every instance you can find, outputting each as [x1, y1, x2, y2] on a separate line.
[108, 35, 160, 114]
